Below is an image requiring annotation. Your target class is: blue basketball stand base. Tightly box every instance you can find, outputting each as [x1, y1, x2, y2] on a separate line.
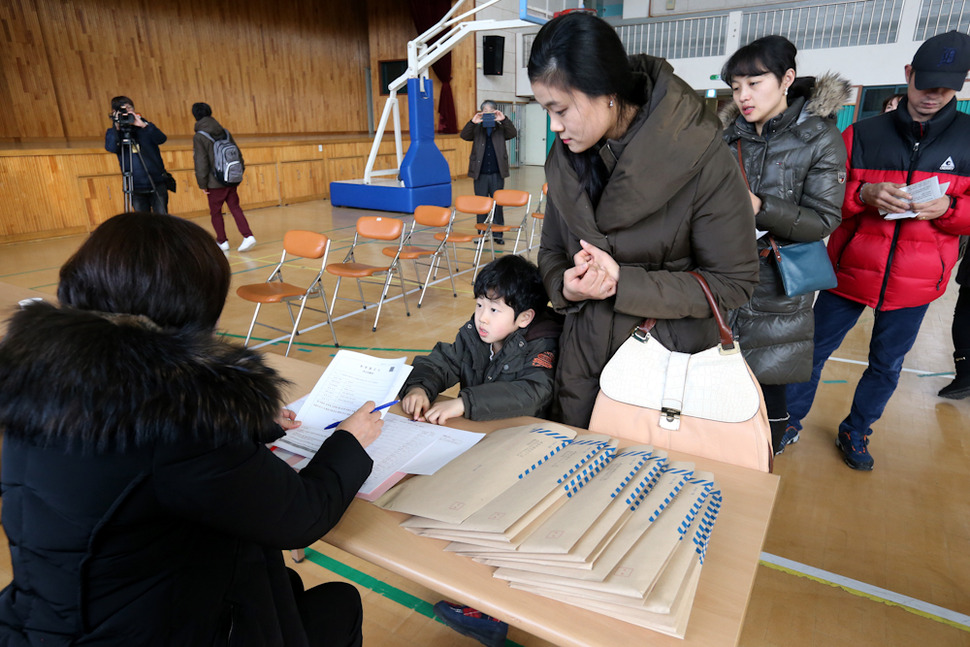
[330, 78, 452, 213]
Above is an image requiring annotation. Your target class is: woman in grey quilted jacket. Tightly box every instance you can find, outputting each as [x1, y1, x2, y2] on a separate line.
[720, 35, 849, 454]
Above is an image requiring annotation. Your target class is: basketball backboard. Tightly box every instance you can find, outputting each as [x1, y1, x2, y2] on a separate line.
[519, 0, 587, 25]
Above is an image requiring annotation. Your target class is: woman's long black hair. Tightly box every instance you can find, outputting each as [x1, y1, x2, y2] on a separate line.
[528, 12, 642, 205]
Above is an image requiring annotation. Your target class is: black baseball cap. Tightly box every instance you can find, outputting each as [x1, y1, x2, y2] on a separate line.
[912, 30, 970, 90]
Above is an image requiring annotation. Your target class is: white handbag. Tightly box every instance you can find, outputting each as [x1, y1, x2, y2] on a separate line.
[589, 272, 772, 472]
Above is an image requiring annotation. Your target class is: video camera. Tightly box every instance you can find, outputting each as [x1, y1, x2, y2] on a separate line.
[111, 109, 136, 129]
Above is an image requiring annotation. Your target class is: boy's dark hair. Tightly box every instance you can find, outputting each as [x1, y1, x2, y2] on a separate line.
[192, 102, 213, 121]
[58, 213, 230, 331]
[473, 255, 548, 317]
[110, 96, 134, 113]
[721, 35, 797, 86]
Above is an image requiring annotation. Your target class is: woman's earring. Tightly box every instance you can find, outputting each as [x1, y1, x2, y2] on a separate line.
[784, 87, 789, 96]
[609, 99, 614, 108]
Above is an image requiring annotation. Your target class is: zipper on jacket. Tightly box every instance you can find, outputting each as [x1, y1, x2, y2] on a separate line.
[877, 134, 922, 310]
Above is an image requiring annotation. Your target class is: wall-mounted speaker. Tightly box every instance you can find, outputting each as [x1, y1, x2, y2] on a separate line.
[483, 35, 505, 76]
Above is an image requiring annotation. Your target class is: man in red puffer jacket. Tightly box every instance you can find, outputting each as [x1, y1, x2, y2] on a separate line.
[786, 30, 970, 471]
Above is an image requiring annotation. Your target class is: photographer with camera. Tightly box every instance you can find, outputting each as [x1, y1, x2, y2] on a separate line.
[460, 100, 516, 243]
[104, 96, 170, 214]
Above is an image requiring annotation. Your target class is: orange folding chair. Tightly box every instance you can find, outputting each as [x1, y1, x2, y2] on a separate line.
[384, 205, 457, 308]
[236, 230, 338, 356]
[326, 216, 410, 332]
[484, 188, 533, 255]
[527, 182, 548, 255]
[447, 195, 495, 281]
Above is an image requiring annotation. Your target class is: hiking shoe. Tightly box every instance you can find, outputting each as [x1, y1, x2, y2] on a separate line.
[238, 236, 257, 252]
[217, 240, 230, 252]
[433, 601, 508, 647]
[836, 430, 874, 471]
[774, 425, 800, 455]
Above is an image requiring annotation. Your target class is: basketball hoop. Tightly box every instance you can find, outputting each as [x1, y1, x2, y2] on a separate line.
[553, 7, 597, 17]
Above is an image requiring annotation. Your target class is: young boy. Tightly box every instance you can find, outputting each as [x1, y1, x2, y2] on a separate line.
[400, 254, 562, 426]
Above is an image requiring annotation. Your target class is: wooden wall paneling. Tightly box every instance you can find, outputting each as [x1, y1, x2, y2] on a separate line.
[235, 163, 280, 208]
[368, 0, 416, 134]
[78, 174, 124, 228]
[0, 0, 64, 141]
[23, 0, 370, 141]
[280, 161, 317, 204]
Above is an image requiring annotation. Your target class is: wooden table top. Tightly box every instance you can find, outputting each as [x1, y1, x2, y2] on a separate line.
[264, 352, 780, 647]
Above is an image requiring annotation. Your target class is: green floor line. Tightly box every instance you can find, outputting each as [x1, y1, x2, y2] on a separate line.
[304, 547, 525, 647]
[219, 332, 432, 354]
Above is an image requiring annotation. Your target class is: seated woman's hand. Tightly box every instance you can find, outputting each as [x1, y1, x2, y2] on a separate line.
[401, 387, 431, 421]
[424, 398, 465, 426]
[338, 401, 384, 448]
[276, 408, 302, 432]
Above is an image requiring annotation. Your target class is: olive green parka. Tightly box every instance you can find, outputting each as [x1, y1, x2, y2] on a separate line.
[538, 55, 760, 428]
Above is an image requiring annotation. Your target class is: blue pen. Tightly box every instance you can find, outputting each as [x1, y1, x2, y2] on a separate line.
[323, 400, 399, 430]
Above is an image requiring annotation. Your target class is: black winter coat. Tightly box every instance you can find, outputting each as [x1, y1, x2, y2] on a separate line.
[0, 305, 372, 646]
[721, 73, 849, 384]
[400, 310, 562, 420]
[104, 121, 168, 193]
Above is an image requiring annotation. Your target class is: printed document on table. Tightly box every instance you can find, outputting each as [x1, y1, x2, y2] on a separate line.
[882, 177, 949, 220]
[274, 350, 412, 457]
[273, 411, 485, 497]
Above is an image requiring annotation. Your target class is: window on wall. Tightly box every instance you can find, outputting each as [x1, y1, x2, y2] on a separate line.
[379, 60, 409, 96]
[858, 84, 908, 121]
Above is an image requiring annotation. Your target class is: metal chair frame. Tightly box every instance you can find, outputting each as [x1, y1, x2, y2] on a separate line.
[383, 205, 458, 308]
[237, 230, 338, 356]
[480, 188, 533, 255]
[444, 195, 495, 282]
[326, 216, 411, 332]
[527, 182, 548, 257]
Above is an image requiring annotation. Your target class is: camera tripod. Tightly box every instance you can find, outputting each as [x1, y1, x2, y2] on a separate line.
[118, 128, 160, 213]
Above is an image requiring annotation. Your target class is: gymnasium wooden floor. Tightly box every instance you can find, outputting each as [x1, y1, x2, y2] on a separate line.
[1, 165, 967, 646]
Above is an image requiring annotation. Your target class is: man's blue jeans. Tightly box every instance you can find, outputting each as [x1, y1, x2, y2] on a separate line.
[787, 290, 929, 437]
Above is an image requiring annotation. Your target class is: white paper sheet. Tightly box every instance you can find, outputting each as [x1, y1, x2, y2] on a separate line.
[274, 350, 412, 456]
[273, 412, 485, 495]
[882, 177, 950, 220]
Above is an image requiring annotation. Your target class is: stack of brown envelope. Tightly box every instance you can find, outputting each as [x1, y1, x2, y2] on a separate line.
[375, 423, 722, 639]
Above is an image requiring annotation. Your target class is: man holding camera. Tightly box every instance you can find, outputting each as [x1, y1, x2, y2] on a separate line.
[460, 100, 516, 243]
[105, 96, 170, 214]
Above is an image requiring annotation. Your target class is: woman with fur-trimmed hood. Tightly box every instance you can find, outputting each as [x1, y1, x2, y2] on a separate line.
[720, 35, 850, 455]
[0, 213, 383, 646]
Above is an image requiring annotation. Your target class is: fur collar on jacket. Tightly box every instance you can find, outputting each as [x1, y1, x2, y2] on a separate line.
[718, 72, 852, 129]
[0, 303, 286, 451]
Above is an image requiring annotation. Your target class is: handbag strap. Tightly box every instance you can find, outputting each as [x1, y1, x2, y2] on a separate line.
[735, 144, 750, 189]
[766, 234, 783, 262]
[686, 271, 736, 349]
[633, 272, 735, 349]
[738, 144, 784, 262]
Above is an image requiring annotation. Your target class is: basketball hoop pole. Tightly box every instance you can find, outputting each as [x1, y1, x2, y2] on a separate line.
[361, 0, 533, 186]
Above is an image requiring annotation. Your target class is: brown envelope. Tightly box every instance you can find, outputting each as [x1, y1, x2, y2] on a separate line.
[375, 423, 577, 524]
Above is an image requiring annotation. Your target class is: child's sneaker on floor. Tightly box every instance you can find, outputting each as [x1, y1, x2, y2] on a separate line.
[433, 601, 508, 647]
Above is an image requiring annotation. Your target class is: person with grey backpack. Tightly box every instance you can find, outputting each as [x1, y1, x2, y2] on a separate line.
[192, 102, 256, 252]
